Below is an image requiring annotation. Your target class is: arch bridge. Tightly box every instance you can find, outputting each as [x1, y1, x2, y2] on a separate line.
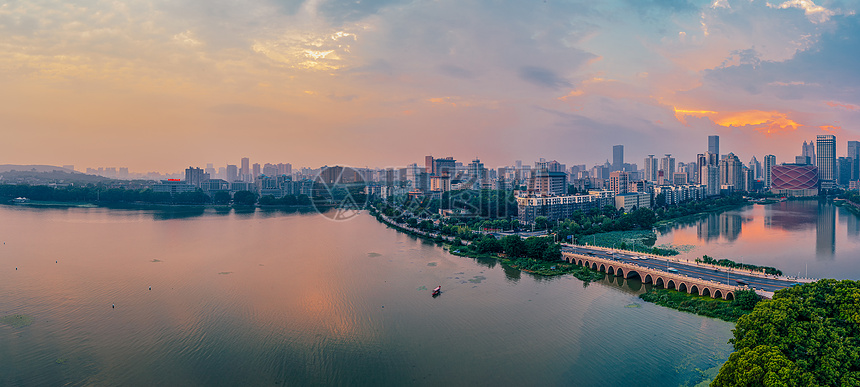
[562, 252, 739, 300]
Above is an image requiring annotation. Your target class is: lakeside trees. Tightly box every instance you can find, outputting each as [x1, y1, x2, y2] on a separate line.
[713, 280, 860, 386]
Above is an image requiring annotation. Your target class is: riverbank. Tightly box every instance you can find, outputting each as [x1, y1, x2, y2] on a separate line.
[654, 201, 751, 228]
[369, 204, 763, 322]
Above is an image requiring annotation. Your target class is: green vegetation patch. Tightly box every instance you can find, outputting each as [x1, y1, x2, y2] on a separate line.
[624, 303, 641, 308]
[427, 262, 437, 267]
[713, 280, 860, 386]
[638, 288, 759, 322]
[697, 254, 783, 276]
[55, 358, 68, 365]
[0, 314, 34, 328]
[217, 271, 232, 275]
[151, 259, 162, 263]
[367, 252, 382, 257]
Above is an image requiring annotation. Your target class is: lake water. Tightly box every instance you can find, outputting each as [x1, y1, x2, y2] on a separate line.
[656, 200, 860, 280]
[0, 205, 732, 386]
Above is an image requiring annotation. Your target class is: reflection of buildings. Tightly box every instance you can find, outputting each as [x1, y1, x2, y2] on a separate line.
[764, 201, 818, 231]
[696, 212, 743, 242]
[846, 210, 860, 237]
[765, 201, 836, 260]
[817, 202, 835, 259]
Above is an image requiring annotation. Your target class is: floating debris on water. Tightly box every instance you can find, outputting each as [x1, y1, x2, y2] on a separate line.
[218, 272, 232, 275]
[427, 262, 437, 267]
[625, 303, 642, 308]
[417, 286, 427, 291]
[0, 314, 34, 328]
[468, 275, 487, 284]
[56, 358, 68, 365]
[367, 252, 382, 257]
[151, 259, 162, 263]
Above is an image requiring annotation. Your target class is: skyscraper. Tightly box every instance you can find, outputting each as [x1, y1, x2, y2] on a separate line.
[696, 154, 707, 184]
[848, 141, 860, 181]
[748, 156, 761, 179]
[241, 157, 250, 182]
[644, 155, 658, 183]
[802, 141, 816, 166]
[612, 145, 624, 172]
[708, 135, 719, 156]
[764, 155, 776, 188]
[659, 154, 675, 185]
[609, 171, 629, 195]
[719, 153, 744, 191]
[226, 165, 238, 182]
[817, 134, 836, 189]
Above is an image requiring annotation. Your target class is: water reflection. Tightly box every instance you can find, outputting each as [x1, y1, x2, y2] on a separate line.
[817, 202, 836, 259]
[658, 200, 860, 279]
[693, 212, 747, 242]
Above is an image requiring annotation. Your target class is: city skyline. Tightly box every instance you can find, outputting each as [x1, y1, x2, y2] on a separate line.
[1, 1, 858, 172]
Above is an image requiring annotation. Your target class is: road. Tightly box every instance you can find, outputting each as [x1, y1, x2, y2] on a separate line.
[562, 245, 802, 293]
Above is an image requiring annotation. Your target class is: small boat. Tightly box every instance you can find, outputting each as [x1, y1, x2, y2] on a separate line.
[432, 286, 441, 296]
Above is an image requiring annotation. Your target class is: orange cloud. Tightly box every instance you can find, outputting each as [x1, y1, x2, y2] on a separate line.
[820, 125, 840, 133]
[825, 101, 860, 111]
[673, 107, 801, 134]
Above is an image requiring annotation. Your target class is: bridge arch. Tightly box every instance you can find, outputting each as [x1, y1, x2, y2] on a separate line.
[714, 290, 723, 299]
[591, 263, 598, 270]
[666, 280, 676, 290]
[599, 264, 606, 273]
[701, 288, 711, 297]
[625, 270, 640, 279]
[615, 268, 624, 278]
[690, 285, 700, 295]
[654, 277, 665, 288]
[642, 274, 653, 284]
[678, 283, 688, 293]
[577, 259, 583, 266]
[725, 292, 734, 301]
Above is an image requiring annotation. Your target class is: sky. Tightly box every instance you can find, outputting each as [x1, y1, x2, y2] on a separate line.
[1, 0, 859, 173]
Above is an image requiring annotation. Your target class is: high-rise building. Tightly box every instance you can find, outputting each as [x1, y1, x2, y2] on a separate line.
[696, 154, 707, 184]
[848, 141, 860, 181]
[748, 156, 761, 180]
[838, 157, 853, 186]
[185, 166, 209, 188]
[701, 164, 719, 196]
[528, 169, 568, 196]
[433, 157, 456, 177]
[817, 134, 836, 189]
[227, 164, 238, 182]
[659, 154, 675, 185]
[425, 156, 434, 174]
[708, 135, 719, 157]
[241, 157, 250, 182]
[252, 163, 261, 180]
[803, 141, 817, 166]
[719, 153, 744, 191]
[764, 155, 776, 188]
[609, 171, 629, 195]
[612, 145, 624, 172]
[644, 155, 658, 183]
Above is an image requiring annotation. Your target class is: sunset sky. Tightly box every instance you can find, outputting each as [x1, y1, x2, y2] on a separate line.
[1, 0, 858, 172]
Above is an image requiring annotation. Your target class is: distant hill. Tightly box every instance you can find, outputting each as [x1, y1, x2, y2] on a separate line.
[0, 165, 78, 173]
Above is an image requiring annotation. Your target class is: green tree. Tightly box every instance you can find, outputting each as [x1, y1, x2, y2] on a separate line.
[475, 235, 503, 254]
[715, 280, 860, 386]
[534, 216, 549, 230]
[731, 289, 761, 311]
[233, 190, 258, 206]
[501, 235, 526, 258]
[213, 191, 232, 205]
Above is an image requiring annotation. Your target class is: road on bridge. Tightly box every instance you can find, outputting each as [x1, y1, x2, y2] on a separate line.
[562, 245, 802, 293]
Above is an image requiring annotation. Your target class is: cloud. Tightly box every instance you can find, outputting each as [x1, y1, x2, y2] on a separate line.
[436, 64, 475, 79]
[518, 66, 572, 89]
[674, 107, 801, 134]
[826, 101, 860, 111]
[768, 0, 844, 23]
